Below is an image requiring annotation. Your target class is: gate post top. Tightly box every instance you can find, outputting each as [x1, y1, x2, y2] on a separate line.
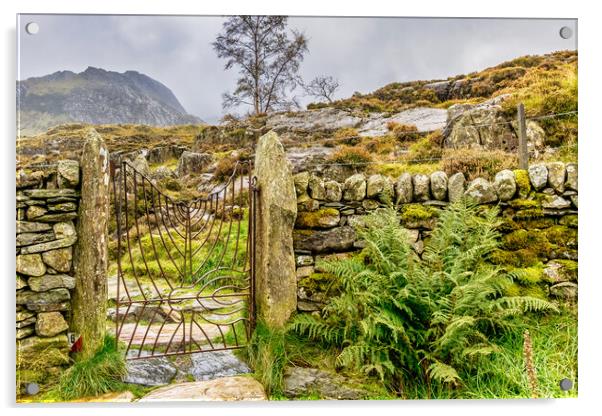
[253, 130, 298, 328]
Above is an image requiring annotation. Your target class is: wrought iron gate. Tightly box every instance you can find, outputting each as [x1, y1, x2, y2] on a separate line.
[111, 159, 256, 359]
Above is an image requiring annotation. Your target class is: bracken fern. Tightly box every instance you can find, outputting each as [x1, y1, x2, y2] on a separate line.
[291, 200, 557, 395]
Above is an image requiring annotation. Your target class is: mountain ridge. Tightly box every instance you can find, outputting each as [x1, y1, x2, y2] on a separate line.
[17, 67, 201, 135]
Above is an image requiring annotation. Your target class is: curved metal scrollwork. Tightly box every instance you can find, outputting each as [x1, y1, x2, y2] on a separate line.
[112, 159, 256, 359]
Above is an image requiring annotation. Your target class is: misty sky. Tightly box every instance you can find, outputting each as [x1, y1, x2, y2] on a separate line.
[17, 15, 577, 123]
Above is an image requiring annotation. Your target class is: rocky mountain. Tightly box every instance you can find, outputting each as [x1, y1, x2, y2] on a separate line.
[17, 67, 201, 135]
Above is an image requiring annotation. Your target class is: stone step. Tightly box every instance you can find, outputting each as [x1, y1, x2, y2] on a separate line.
[138, 376, 266, 401]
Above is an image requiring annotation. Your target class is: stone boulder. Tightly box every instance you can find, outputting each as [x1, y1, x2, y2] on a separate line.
[283, 367, 369, 400]
[131, 154, 151, 177]
[175, 151, 213, 177]
[447, 172, 466, 203]
[266, 108, 362, 133]
[343, 174, 366, 201]
[547, 162, 566, 193]
[125, 357, 177, 386]
[324, 180, 342, 202]
[293, 226, 356, 254]
[395, 173, 413, 204]
[295, 208, 340, 229]
[139, 376, 266, 402]
[494, 169, 516, 201]
[308, 175, 326, 200]
[413, 174, 430, 201]
[444, 101, 544, 152]
[293, 172, 310, 197]
[550, 282, 578, 300]
[16, 254, 46, 277]
[430, 171, 448, 201]
[57, 160, 80, 187]
[464, 178, 497, 204]
[528, 164, 548, 190]
[35, 312, 69, 337]
[152, 166, 176, 180]
[565, 163, 577, 191]
[188, 351, 251, 381]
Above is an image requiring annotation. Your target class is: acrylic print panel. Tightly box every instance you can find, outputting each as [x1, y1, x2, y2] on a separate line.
[16, 14, 578, 402]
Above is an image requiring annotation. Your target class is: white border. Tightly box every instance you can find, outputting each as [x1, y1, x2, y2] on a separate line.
[2, 1, 600, 415]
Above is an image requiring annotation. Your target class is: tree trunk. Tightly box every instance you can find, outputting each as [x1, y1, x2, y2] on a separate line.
[71, 128, 110, 360]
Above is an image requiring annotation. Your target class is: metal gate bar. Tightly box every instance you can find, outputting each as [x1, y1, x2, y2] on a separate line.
[111, 159, 256, 359]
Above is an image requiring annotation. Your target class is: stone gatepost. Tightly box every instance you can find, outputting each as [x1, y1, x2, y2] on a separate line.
[71, 129, 110, 359]
[254, 131, 298, 327]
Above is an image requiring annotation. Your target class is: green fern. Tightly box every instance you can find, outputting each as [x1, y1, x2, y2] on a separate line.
[291, 200, 557, 395]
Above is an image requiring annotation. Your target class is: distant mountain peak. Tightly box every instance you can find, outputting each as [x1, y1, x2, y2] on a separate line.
[17, 68, 201, 135]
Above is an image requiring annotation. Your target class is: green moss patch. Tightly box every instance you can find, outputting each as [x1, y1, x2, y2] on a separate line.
[295, 208, 340, 229]
[544, 225, 577, 248]
[513, 169, 531, 198]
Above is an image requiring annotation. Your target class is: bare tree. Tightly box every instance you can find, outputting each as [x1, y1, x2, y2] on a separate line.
[212, 16, 308, 114]
[303, 76, 340, 103]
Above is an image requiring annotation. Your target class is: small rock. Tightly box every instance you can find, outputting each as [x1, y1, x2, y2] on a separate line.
[26, 206, 47, 220]
[547, 162, 566, 193]
[324, 180, 343, 202]
[35, 312, 69, 337]
[565, 163, 577, 191]
[296, 255, 314, 267]
[295, 208, 340, 229]
[362, 199, 380, 210]
[395, 173, 413, 204]
[366, 175, 387, 199]
[293, 172, 310, 196]
[528, 164, 548, 190]
[131, 154, 151, 177]
[430, 171, 448, 201]
[16, 289, 71, 309]
[550, 282, 578, 300]
[447, 172, 466, 203]
[296, 266, 314, 280]
[152, 166, 176, 180]
[16, 254, 46, 277]
[412, 174, 430, 201]
[42, 247, 72, 273]
[20, 236, 78, 255]
[494, 169, 516, 201]
[176, 151, 213, 177]
[308, 175, 326, 200]
[28, 274, 76, 291]
[16, 232, 55, 247]
[542, 195, 571, 210]
[189, 351, 251, 381]
[17, 327, 34, 339]
[53, 222, 76, 239]
[343, 174, 366, 201]
[24, 189, 79, 199]
[297, 194, 320, 212]
[283, 367, 367, 400]
[293, 226, 356, 253]
[57, 160, 80, 187]
[464, 178, 497, 204]
[125, 357, 177, 386]
[48, 202, 77, 212]
[16, 221, 52, 234]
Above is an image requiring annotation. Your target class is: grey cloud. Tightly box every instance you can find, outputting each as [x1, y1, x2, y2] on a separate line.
[18, 15, 576, 123]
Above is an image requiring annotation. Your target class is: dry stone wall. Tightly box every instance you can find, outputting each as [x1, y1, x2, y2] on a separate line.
[16, 161, 81, 391]
[292, 162, 578, 312]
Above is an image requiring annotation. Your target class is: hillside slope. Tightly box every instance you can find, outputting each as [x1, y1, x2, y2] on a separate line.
[17, 67, 201, 135]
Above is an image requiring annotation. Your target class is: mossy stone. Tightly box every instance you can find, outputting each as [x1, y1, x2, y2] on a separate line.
[513, 169, 531, 198]
[295, 208, 340, 229]
[400, 204, 438, 229]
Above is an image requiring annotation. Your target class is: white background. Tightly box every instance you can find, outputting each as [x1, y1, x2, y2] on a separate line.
[1, 1, 600, 415]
